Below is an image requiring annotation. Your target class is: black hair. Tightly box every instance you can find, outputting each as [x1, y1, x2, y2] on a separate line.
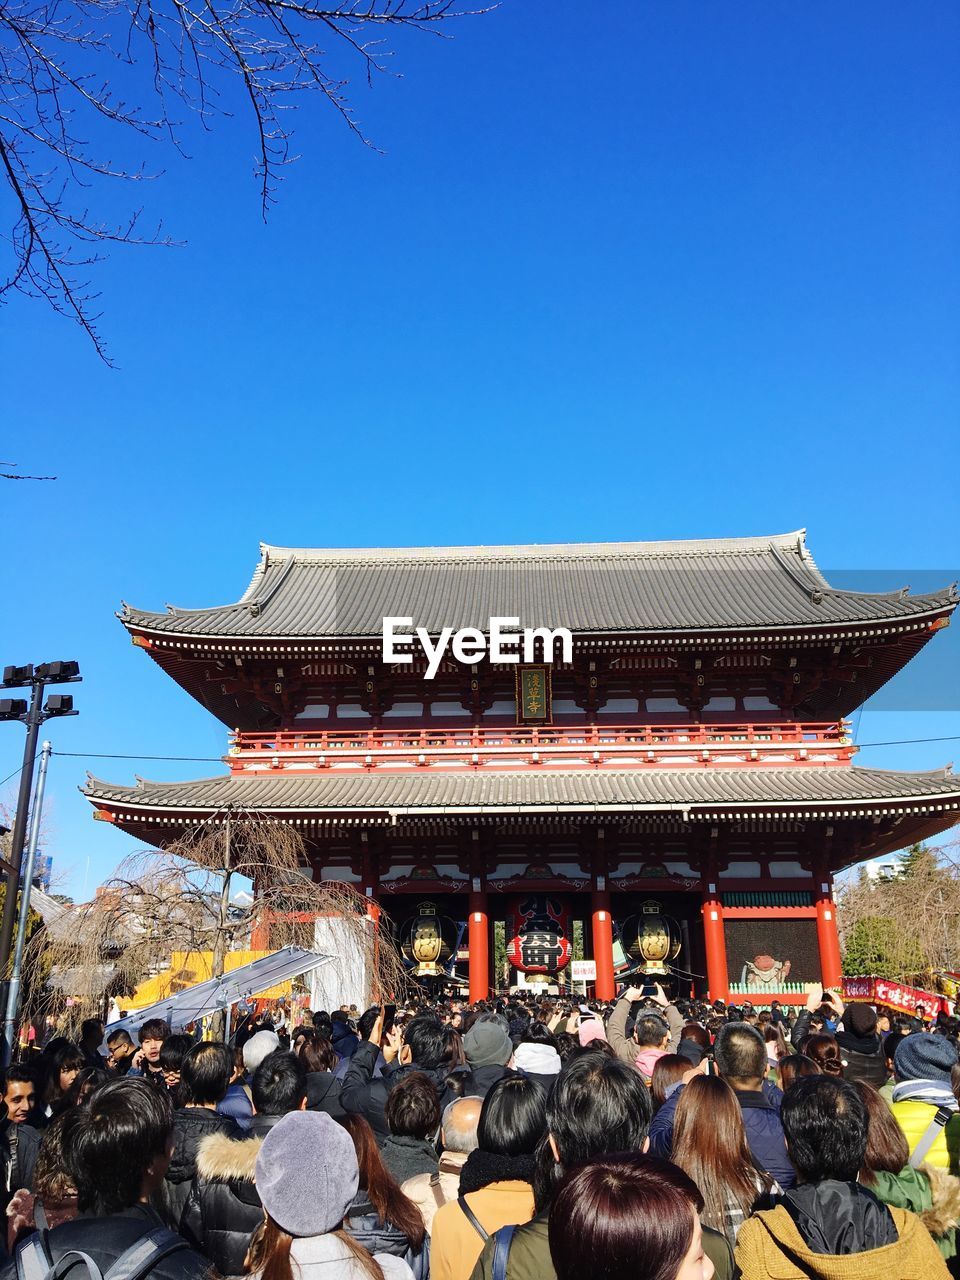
[67, 1067, 111, 1108]
[138, 1019, 170, 1045]
[252, 1050, 307, 1116]
[714, 1023, 766, 1082]
[330, 1010, 348, 1025]
[159, 1034, 194, 1074]
[520, 1022, 558, 1050]
[80, 1018, 103, 1041]
[1, 1065, 34, 1092]
[384, 1071, 441, 1139]
[478, 1075, 546, 1157]
[632, 1014, 670, 1049]
[781, 1075, 867, 1182]
[66, 1077, 173, 1214]
[357, 1007, 381, 1041]
[538, 1054, 653, 1209]
[106, 1029, 134, 1048]
[312, 1011, 332, 1032]
[180, 1041, 233, 1106]
[403, 1015, 446, 1070]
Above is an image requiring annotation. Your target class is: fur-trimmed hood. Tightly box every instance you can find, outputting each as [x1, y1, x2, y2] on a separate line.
[196, 1130, 263, 1182]
[920, 1163, 960, 1240]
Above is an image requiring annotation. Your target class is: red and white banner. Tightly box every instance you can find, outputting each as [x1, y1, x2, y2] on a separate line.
[842, 975, 953, 1018]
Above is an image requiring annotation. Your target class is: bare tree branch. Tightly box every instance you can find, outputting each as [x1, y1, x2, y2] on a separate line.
[0, 0, 492, 360]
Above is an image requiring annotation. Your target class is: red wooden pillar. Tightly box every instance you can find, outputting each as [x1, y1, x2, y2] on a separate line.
[815, 875, 843, 990]
[591, 890, 616, 1002]
[468, 890, 490, 1004]
[701, 881, 729, 1004]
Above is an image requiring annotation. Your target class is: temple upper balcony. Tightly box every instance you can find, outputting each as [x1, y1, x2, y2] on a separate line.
[226, 720, 856, 775]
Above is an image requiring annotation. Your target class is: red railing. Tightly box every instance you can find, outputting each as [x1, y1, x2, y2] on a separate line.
[227, 721, 855, 774]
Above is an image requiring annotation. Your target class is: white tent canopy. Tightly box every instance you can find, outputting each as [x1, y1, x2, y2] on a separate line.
[105, 946, 334, 1036]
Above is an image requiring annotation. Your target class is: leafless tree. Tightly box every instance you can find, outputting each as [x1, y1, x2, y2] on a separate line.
[0, 0, 490, 360]
[26, 813, 408, 1031]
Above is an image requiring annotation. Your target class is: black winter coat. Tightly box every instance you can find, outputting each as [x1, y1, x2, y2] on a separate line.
[0, 1205, 210, 1280]
[181, 1114, 284, 1277]
[304, 1071, 346, 1119]
[341, 1041, 457, 1144]
[156, 1107, 239, 1233]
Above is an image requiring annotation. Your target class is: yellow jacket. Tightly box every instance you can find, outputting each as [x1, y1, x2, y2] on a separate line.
[430, 1180, 535, 1280]
[892, 1098, 960, 1173]
[736, 1204, 949, 1279]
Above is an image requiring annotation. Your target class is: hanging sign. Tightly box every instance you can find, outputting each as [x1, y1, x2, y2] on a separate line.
[516, 665, 552, 723]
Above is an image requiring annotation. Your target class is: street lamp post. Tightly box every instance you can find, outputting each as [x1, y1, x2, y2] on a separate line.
[0, 662, 80, 1063]
[3, 740, 52, 1053]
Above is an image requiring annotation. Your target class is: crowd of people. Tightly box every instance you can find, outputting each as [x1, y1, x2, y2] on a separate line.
[0, 985, 958, 1280]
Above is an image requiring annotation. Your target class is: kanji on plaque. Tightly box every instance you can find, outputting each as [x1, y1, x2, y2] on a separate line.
[516, 665, 552, 723]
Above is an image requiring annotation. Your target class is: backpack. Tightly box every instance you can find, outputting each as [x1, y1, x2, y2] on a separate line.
[15, 1225, 190, 1280]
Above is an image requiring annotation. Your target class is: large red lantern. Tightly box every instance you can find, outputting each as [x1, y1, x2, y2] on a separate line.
[507, 895, 572, 976]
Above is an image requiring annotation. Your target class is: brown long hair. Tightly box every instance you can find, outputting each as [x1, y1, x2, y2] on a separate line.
[852, 1080, 909, 1185]
[339, 1114, 426, 1251]
[800, 1033, 844, 1077]
[671, 1075, 771, 1235]
[650, 1055, 688, 1112]
[244, 1214, 383, 1280]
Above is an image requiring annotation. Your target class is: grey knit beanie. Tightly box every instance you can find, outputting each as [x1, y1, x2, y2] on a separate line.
[463, 1022, 513, 1068]
[894, 1031, 958, 1085]
[255, 1110, 359, 1237]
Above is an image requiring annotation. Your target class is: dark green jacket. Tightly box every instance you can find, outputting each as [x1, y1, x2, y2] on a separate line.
[869, 1164, 960, 1262]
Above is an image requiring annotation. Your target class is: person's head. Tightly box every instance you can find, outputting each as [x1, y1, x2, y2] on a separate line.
[180, 1041, 234, 1106]
[106, 1029, 135, 1069]
[540, 1053, 653, 1207]
[893, 1030, 959, 1085]
[780, 1075, 867, 1184]
[158, 1034, 193, 1091]
[548, 1153, 713, 1280]
[65, 1077, 175, 1213]
[477, 1075, 546, 1158]
[34, 1114, 78, 1203]
[441, 1096, 482, 1155]
[463, 1020, 514, 1070]
[44, 1040, 84, 1104]
[298, 1040, 337, 1074]
[679, 1024, 710, 1051]
[137, 1019, 170, 1064]
[80, 1018, 104, 1048]
[243, 1030, 282, 1075]
[253, 1051, 307, 1117]
[851, 1080, 910, 1185]
[650, 1055, 689, 1112]
[672, 1075, 771, 1234]
[633, 1013, 670, 1051]
[800, 1033, 844, 1078]
[384, 1071, 441, 1140]
[398, 1015, 446, 1070]
[440, 1026, 467, 1071]
[356, 1007, 380, 1042]
[1, 1065, 36, 1123]
[67, 1067, 111, 1109]
[713, 1023, 766, 1089]
[777, 1054, 820, 1091]
[843, 1004, 878, 1039]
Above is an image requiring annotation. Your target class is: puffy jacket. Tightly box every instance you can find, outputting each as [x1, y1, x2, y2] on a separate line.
[217, 1081, 254, 1132]
[736, 1196, 949, 1279]
[402, 1153, 468, 1234]
[181, 1114, 287, 1276]
[0, 1205, 210, 1280]
[432, 1179, 534, 1280]
[649, 1078, 796, 1189]
[155, 1106, 239, 1232]
[460, 1065, 515, 1100]
[869, 1163, 960, 1262]
[341, 1041, 456, 1143]
[345, 1192, 428, 1280]
[891, 1088, 960, 1173]
[331, 1021, 361, 1060]
[1, 1122, 39, 1214]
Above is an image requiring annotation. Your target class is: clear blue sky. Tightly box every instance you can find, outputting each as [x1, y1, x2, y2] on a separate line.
[3, 2, 958, 899]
